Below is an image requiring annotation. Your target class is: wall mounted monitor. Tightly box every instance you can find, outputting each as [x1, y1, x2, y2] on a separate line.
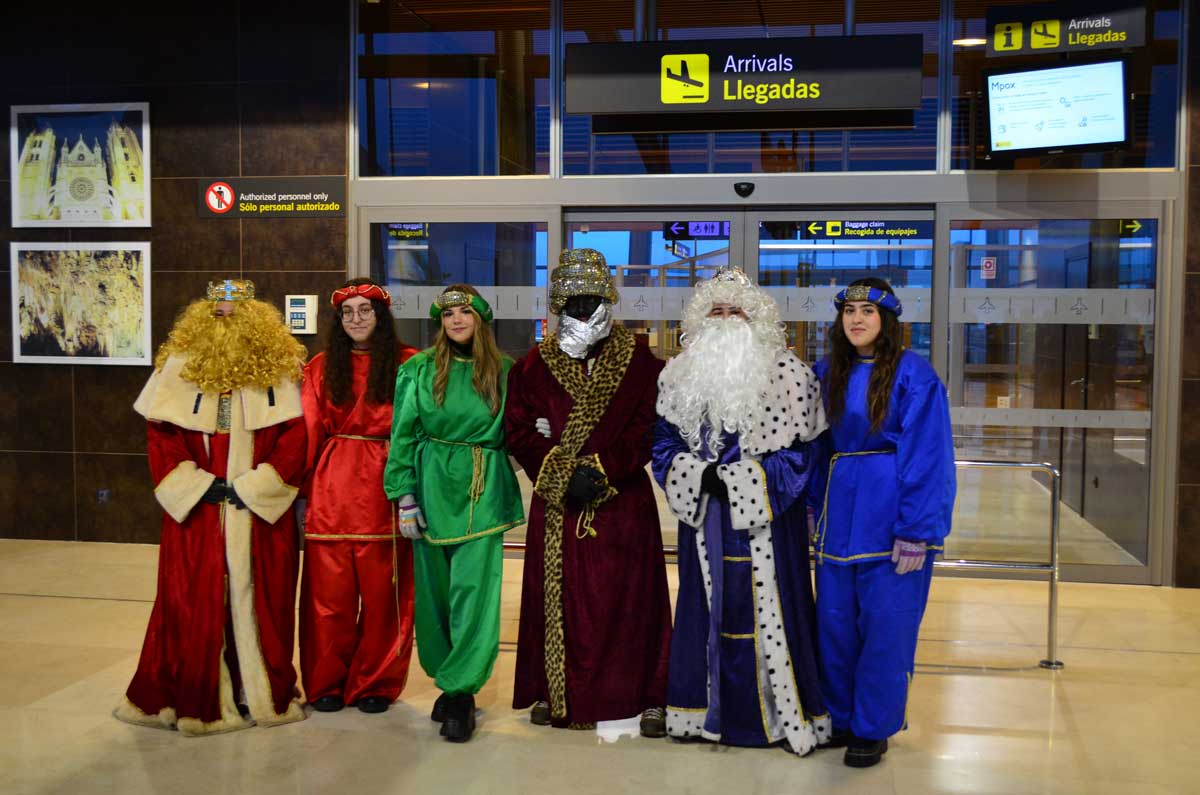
[986, 60, 1128, 156]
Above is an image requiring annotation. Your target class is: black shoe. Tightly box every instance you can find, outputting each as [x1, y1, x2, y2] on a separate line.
[639, 707, 666, 738]
[431, 692, 452, 723]
[824, 728, 852, 749]
[311, 695, 345, 713]
[440, 694, 476, 742]
[844, 737, 888, 768]
[529, 701, 551, 726]
[356, 696, 390, 714]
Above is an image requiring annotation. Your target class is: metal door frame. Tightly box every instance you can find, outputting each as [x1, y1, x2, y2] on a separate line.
[935, 199, 1172, 586]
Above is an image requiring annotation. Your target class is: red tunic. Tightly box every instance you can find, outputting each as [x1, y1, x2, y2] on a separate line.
[505, 337, 673, 725]
[301, 346, 418, 540]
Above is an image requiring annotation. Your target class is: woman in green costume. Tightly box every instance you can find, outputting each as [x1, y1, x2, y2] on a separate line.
[384, 284, 524, 742]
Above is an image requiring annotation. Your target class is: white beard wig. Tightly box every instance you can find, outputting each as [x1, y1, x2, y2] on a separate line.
[657, 278, 787, 460]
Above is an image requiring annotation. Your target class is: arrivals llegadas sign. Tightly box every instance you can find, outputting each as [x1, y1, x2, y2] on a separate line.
[565, 35, 923, 117]
[986, 1, 1145, 57]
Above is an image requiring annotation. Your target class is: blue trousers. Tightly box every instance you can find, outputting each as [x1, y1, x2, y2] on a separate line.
[815, 556, 934, 741]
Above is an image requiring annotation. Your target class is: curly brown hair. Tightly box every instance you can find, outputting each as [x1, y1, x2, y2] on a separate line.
[823, 277, 904, 432]
[323, 277, 404, 406]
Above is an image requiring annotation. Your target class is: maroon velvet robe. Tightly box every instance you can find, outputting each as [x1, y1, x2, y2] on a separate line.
[505, 336, 672, 726]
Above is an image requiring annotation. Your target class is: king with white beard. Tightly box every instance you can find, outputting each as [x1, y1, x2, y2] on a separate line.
[652, 266, 832, 756]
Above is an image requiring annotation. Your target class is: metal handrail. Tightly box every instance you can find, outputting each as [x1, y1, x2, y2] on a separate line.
[939, 459, 1064, 670]
[502, 457, 1065, 671]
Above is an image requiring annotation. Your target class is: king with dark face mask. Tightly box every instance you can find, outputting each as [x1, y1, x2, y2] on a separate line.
[503, 248, 673, 735]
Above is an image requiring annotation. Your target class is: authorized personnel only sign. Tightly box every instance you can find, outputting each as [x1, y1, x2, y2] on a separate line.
[196, 177, 346, 218]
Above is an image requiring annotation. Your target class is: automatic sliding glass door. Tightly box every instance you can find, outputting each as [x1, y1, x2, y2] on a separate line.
[563, 212, 741, 359]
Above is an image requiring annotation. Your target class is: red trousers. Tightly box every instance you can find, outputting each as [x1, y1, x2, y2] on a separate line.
[299, 539, 415, 704]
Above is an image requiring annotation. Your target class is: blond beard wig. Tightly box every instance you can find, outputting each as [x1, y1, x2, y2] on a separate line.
[155, 299, 307, 393]
[658, 282, 787, 460]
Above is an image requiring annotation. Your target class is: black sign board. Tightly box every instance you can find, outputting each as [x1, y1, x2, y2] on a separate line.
[566, 35, 923, 120]
[662, 220, 732, 241]
[197, 177, 346, 218]
[794, 220, 934, 240]
[986, 1, 1145, 57]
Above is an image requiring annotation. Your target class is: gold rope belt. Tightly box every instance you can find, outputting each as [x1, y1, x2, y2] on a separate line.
[815, 449, 895, 563]
[428, 436, 488, 533]
[333, 434, 388, 441]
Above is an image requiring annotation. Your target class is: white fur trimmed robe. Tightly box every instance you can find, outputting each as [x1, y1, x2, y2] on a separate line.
[115, 355, 307, 736]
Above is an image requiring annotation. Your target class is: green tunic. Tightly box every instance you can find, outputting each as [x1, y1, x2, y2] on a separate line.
[384, 350, 524, 545]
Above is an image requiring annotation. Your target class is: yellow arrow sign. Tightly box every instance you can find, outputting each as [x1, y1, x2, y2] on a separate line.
[807, 222, 823, 234]
[1123, 219, 1142, 234]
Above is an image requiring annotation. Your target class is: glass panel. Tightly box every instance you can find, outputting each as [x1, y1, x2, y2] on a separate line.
[565, 1, 940, 173]
[357, 1, 550, 176]
[368, 221, 548, 358]
[756, 218, 934, 363]
[947, 218, 1156, 566]
[951, 0, 1181, 169]
[565, 218, 730, 358]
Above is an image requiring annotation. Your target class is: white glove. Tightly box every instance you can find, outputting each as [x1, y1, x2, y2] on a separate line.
[891, 538, 927, 575]
[535, 417, 552, 439]
[397, 494, 427, 540]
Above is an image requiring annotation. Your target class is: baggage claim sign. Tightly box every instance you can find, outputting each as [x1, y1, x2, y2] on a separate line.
[566, 36, 923, 132]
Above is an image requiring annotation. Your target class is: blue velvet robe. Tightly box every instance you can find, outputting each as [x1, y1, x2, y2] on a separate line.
[652, 420, 830, 753]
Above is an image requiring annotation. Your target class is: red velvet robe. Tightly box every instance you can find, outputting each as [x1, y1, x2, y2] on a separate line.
[505, 336, 673, 725]
[116, 355, 307, 735]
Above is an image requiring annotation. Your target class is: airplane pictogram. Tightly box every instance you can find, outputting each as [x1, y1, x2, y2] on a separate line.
[665, 60, 704, 88]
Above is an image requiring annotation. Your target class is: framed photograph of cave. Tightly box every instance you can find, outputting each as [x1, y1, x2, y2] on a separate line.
[10, 102, 151, 228]
[11, 242, 152, 366]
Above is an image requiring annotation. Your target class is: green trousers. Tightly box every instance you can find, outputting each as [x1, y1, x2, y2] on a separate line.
[413, 534, 503, 696]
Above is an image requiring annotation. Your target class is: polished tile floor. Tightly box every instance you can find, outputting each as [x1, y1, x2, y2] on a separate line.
[2, 538, 1198, 795]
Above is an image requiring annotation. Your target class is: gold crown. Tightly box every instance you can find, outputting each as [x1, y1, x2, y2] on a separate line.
[206, 279, 256, 302]
[549, 248, 619, 314]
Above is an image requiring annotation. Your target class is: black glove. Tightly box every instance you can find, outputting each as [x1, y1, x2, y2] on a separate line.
[201, 478, 228, 504]
[701, 464, 728, 501]
[227, 483, 247, 510]
[566, 465, 605, 503]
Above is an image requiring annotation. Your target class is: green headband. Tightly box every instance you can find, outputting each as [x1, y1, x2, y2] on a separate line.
[430, 290, 493, 323]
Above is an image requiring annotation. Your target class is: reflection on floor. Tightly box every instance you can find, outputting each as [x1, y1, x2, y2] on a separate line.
[947, 467, 1141, 566]
[3, 539, 1198, 795]
[508, 464, 1143, 568]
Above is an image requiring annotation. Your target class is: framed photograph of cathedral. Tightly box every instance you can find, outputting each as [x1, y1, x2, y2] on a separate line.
[10, 242, 152, 366]
[10, 102, 151, 228]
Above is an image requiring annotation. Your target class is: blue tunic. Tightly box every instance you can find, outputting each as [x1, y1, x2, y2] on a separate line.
[809, 351, 956, 564]
[652, 419, 830, 753]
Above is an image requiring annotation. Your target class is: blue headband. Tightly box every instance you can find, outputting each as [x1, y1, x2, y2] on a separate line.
[834, 285, 903, 318]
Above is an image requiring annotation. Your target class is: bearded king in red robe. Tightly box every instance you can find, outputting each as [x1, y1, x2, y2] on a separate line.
[114, 279, 309, 736]
[505, 248, 672, 735]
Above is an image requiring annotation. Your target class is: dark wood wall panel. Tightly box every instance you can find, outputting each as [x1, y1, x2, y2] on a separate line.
[0, 0, 349, 544]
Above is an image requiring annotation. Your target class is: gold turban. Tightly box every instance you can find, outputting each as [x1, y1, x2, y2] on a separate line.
[548, 248, 619, 315]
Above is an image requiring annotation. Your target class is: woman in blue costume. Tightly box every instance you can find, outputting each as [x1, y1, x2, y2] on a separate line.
[652, 267, 831, 757]
[809, 277, 956, 768]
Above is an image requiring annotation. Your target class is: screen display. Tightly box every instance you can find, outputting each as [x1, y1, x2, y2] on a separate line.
[987, 61, 1126, 153]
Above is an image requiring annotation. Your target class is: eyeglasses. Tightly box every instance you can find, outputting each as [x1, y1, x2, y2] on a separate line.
[340, 307, 375, 321]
